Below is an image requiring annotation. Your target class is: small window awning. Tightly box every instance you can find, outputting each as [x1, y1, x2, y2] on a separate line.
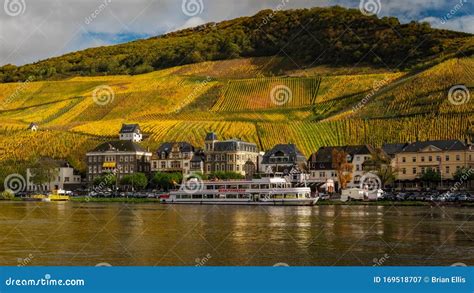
[103, 162, 116, 168]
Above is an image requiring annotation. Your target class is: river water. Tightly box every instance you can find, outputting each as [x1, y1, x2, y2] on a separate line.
[0, 202, 473, 266]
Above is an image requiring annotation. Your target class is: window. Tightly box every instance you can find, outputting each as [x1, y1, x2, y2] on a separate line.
[88, 157, 92, 163]
[65, 177, 70, 182]
[412, 157, 416, 163]
[356, 165, 360, 171]
[402, 168, 406, 175]
[436, 156, 441, 162]
[93, 156, 97, 163]
[446, 166, 450, 174]
[402, 157, 406, 163]
[412, 167, 416, 174]
[429, 156, 432, 162]
[421, 156, 425, 162]
[319, 172, 326, 178]
[445, 155, 449, 161]
[125, 156, 129, 162]
[456, 154, 461, 161]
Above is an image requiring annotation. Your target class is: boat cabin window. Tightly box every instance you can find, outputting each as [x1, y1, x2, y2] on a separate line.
[226, 194, 237, 199]
[251, 184, 259, 189]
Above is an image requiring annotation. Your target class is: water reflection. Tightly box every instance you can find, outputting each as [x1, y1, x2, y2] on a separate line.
[0, 202, 473, 266]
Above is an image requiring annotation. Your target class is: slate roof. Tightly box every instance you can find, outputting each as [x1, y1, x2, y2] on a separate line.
[214, 139, 257, 152]
[119, 124, 141, 134]
[205, 132, 217, 141]
[382, 143, 408, 156]
[191, 151, 206, 163]
[157, 142, 194, 155]
[261, 144, 306, 164]
[91, 140, 146, 152]
[400, 140, 467, 153]
[308, 145, 374, 163]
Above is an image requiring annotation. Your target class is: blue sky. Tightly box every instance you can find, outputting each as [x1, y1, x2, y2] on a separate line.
[0, 0, 472, 66]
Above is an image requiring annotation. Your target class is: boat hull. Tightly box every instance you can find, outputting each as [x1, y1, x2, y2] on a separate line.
[161, 198, 318, 206]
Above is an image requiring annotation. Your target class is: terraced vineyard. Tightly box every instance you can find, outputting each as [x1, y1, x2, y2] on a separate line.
[211, 77, 321, 111]
[0, 56, 473, 183]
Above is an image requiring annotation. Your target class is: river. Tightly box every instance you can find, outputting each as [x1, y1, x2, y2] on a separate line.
[0, 202, 473, 266]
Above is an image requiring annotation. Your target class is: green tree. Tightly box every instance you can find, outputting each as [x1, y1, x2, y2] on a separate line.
[363, 149, 397, 188]
[420, 168, 441, 183]
[93, 172, 117, 189]
[207, 171, 244, 180]
[120, 173, 148, 191]
[30, 158, 60, 191]
[0, 190, 15, 200]
[152, 172, 182, 191]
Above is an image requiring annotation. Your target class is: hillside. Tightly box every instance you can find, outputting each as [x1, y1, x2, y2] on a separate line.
[0, 6, 472, 82]
[0, 53, 473, 184]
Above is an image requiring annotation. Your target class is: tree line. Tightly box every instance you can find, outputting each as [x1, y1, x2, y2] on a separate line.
[0, 6, 470, 82]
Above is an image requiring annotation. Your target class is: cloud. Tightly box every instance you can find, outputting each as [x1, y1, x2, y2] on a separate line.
[0, 0, 471, 66]
[421, 15, 474, 34]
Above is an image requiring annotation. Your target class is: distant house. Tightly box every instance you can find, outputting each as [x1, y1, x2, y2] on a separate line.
[151, 142, 196, 175]
[26, 159, 81, 192]
[119, 124, 142, 142]
[260, 144, 307, 175]
[27, 123, 38, 132]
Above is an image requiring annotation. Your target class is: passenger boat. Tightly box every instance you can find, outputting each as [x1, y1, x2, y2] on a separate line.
[161, 177, 318, 206]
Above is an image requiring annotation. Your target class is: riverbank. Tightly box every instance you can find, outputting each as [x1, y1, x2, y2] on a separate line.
[71, 197, 160, 203]
[69, 197, 474, 207]
[4, 197, 473, 207]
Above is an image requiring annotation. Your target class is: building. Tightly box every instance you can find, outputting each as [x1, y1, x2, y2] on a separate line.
[27, 122, 38, 132]
[203, 132, 259, 176]
[308, 145, 375, 189]
[382, 143, 408, 167]
[393, 140, 474, 189]
[260, 144, 307, 175]
[26, 159, 81, 192]
[86, 140, 152, 183]
[119, 124, 142, 142]
[151, 142, 196, 174]
[190, 150, 206, 174]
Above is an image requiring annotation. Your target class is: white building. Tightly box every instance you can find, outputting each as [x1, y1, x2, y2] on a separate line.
[27, 160, 81, 192]
[119, 124, 142, 142]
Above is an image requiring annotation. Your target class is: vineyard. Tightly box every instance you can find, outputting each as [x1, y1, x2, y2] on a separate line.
[211, 77, 321, 111]
[0, 55, 473, 184]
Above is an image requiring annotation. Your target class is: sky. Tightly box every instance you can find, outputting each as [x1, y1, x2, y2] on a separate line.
[0, 0, 472, 66]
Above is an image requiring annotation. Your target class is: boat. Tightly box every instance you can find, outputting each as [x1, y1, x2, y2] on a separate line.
[161, 177, 318, 206]
[22, 190, 70, 202]
[47, 189, 70, 201]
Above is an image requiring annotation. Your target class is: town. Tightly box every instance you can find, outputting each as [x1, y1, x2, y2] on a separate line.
[19, 123, 474, 203]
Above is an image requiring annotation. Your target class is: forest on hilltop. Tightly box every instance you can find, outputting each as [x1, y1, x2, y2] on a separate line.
[0, 6, 471, 83]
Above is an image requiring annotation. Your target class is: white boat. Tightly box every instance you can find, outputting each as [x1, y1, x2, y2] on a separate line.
[161, 177, 318, 206]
